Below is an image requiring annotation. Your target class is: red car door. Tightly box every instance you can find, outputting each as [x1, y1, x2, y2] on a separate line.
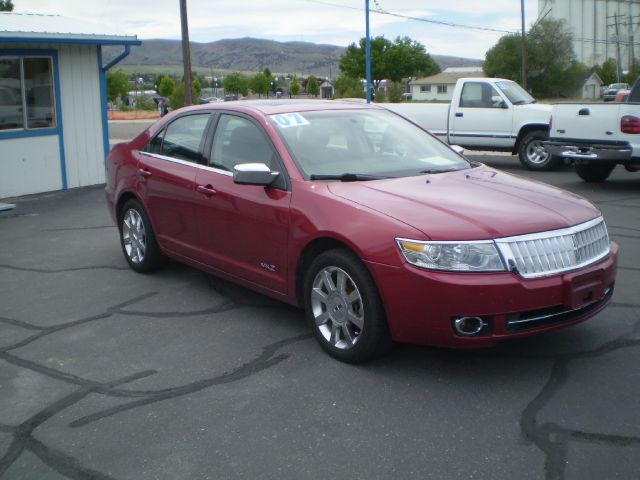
[137, 113, 212, 260]
[194, 113, 291, 294]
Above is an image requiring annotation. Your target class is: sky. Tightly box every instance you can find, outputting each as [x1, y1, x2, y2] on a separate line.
[13, 0, 541, 60]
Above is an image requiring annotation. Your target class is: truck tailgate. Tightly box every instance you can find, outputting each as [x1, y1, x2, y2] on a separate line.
[551, 103, 620, 140]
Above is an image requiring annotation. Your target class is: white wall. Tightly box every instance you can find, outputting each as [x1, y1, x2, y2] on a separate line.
[410, 83, 454, 101]
[0, 42, 106, 198]
[540, 0, 640, 69]
[0, 135, 62, 197]
[58, 44, 105, 188]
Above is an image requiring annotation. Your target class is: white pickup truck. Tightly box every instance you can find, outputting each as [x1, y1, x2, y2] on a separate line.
[544, 81, 640, 182]
[382, 78, 557, 170]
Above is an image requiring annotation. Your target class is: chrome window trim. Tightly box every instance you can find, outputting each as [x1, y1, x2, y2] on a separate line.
[139, 151, 233, 177]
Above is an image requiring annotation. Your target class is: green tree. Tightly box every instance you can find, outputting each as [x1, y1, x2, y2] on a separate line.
[623, 60, 640, 86]
[483, 19, 582, 97]
[249, 72, 271, 97]
[106, 69, 129, 103]
[192, 78, 202, 99]
[339, 36, 439, 88]
[387, 81, 404, 103]
[0, 0, 13, 11]
[157, 76, 175, 97]
[222, 72, 249, 96]
[306, 75, 319, 97]
[483, 34, 523, 82]
[384, 37, 439, 83]
[169, 80, 203, 110]
[597, 58, 618, 85]
[289, 76, 300, 97]
[333, 74, 362, 98]
[263, 68, 277, 95]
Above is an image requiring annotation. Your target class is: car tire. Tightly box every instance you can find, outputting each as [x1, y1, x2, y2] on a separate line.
[575, 163, 616, 183]
[518, 130, 561, 171]
[118, 199, 165, 273]
[304, 249, 391, 363]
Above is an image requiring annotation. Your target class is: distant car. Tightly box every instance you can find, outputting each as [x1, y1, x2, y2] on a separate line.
[106, 100, 617, 363]
[615, 89, 631, 102]
[203, 97, 224, 103]
[603, 83, 629, 102]
[224, 94, 239, 102]
[401, 92, 412, 101]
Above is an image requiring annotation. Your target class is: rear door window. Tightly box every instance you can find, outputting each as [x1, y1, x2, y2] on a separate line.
[158, 114, 210, 163]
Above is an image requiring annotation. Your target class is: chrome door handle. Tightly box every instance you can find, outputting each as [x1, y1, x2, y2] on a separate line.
[197, 184, 217, 196]
[138, 168, 151, 178]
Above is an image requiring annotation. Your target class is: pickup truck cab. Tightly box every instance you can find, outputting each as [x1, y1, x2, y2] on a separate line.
[544, 80, 640, 182]
[383, 78, 556, 170]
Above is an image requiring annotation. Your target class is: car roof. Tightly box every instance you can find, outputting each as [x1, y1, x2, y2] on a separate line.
[177, 99, 381, 116]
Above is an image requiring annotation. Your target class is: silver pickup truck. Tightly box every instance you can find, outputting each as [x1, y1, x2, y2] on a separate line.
[544, 80, 640, 182]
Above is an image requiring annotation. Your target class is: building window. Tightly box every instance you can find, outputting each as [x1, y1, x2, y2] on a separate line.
[437, 85, 448, 94]
[420, 85, 431, 93]
[0, 56, 56, 132]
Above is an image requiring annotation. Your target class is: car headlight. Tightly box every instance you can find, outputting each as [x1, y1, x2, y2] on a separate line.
[396, 238, 506, 272]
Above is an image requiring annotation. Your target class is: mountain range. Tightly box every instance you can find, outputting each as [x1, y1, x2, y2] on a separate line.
[106, 37, 482, 77]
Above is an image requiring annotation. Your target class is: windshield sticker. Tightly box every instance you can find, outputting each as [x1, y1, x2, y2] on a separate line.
[271, 113, 310, 128]
[495, 81, 509, 91]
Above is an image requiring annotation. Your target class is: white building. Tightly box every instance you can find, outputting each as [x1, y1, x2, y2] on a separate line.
[409, 67, 485, 101]
[0, 13, 139, 198]
[539, 0, 640, 70]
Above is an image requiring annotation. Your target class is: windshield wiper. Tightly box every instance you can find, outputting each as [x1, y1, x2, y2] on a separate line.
[418, 168, 461, 174]
[309, 173, 390, 182]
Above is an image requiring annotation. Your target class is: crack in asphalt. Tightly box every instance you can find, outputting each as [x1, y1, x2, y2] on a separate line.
[0, 280, 311, 479]
[519, 314, 640, 480]
[0, 264, 129, 273]
[44, 226, 116, 232]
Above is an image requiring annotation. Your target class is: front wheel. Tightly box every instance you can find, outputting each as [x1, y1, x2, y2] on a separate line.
[575, 163, 616, 183]
[518, 130, 560, 171]
[304, 249, 391, 363]
[118, 199, 165, 273]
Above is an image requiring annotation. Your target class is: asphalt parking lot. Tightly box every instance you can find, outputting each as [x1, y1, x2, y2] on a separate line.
[1, 154, 639, 480]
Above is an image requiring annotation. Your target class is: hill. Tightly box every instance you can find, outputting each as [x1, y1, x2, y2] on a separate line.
[106, 37, 482, 77]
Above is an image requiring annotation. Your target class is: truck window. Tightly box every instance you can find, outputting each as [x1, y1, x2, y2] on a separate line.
[460, 82, 503, 108]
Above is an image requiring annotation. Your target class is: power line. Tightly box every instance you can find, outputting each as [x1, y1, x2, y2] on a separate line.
[302, 0, 516, 34]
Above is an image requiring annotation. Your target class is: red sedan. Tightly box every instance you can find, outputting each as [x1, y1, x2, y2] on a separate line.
[105, 101, 617, 363]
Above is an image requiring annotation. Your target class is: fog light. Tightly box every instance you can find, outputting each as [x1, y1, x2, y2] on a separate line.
[453, 316, 486, 336]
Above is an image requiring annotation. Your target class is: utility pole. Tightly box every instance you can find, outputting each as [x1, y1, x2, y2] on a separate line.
[614, 13, 622, 81]
[365, 0, 372, 103]
[180, 0, 193, 106]
[521, 0, 527, 89]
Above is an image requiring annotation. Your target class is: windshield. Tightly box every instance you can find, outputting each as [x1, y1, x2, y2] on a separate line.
[269, 109, 470, 179]
[494, 80, 535, 105]
[609, 83, 627, 89]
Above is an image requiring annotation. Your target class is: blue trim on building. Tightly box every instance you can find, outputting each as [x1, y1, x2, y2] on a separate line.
[0, 36, 141, 46]
[103, 44, 131, 72]
[97, 45, 110, 161]
[0, 48, 67, 189]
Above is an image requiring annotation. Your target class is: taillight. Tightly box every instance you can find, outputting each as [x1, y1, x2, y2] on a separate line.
[621, 115, 640, 134]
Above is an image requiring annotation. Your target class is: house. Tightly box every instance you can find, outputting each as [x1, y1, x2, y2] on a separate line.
[410, 67, 485, 101]
[572, 71, 603, 99]
[319, 78, 334, 99]
[0, 13, 140, 198]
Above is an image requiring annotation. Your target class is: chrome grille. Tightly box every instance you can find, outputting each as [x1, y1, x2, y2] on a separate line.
[495, 218, 610, 279]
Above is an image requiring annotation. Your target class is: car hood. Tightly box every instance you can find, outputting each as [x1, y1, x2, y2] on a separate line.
[327, 166, 600, 241]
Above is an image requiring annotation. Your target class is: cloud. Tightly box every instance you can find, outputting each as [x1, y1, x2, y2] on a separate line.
[13, 0, 540, 58]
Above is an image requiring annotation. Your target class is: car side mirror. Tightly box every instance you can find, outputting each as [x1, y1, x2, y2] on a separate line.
[233, 163, 280, 186]
[491, 95, 508, 109]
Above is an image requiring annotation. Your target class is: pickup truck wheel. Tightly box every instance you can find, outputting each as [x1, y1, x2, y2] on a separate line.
[575, 163, 615, 183]
[518, 131, 560, 171]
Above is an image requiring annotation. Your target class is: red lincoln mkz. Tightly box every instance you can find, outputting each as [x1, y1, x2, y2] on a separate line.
[106, 100, 617, 363]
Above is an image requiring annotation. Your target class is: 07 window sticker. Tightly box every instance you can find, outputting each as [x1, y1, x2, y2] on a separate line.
[271, 112, 310, 128]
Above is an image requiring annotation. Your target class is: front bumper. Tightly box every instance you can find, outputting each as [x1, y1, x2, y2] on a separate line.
[366, 242, 618, 348]
[544, 140, 632, 162]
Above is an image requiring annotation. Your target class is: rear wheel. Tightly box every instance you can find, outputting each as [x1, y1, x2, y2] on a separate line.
[575, 163, 616, 183]
[118, 199, 165, 273]
[304, 249, 391, 363]
[518, 130, 560, 171]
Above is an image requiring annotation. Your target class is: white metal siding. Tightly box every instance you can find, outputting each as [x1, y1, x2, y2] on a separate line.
[0, 136, 62, 197]
[57, 44, 105, 188]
